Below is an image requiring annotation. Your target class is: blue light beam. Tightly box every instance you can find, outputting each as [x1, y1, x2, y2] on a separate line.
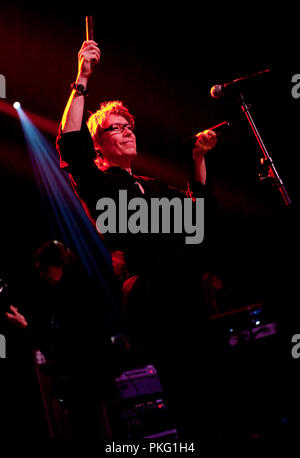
[16, 107, 122, 332]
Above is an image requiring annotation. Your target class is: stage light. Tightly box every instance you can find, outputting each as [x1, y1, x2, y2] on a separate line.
[13, 101, 21, 110]
[14, 108, 123, 333]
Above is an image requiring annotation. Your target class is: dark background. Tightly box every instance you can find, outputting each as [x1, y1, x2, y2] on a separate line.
[0, 4, 298, 300]
[0, 3, 299, 444]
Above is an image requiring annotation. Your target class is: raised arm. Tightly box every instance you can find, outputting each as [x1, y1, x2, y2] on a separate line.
[192, 130, 217, 185]
[61, 40, 101, 133]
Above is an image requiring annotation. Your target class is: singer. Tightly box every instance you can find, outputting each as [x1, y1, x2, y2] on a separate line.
[56, 39, 218, 439]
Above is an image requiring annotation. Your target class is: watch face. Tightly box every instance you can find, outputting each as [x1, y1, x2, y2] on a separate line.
[77, 84, 84, 92]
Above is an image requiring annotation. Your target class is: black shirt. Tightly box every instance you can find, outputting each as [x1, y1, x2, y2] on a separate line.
[56, 122, 212, 279]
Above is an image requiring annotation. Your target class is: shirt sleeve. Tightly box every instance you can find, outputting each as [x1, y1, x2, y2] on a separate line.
[56, 120, 96, 173]
[186, 176, 211, 199]
[186, 158, 216, 201]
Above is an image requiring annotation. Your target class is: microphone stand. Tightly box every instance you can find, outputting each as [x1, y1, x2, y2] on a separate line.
[238, 91, 292, 206]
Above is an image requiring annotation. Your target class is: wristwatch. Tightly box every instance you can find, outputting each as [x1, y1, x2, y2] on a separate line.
[70, 82, 89, 96]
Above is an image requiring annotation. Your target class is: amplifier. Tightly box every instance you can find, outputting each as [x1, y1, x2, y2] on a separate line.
[210, 303, 278, 347]
[114, 365, 177, 439]
[115, 365, 163, 399]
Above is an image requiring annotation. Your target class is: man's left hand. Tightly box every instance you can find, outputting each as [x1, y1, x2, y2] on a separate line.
[193, 129, 217, 159]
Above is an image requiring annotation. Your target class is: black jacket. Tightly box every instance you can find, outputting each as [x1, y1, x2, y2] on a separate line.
[56, 122, 214, 280]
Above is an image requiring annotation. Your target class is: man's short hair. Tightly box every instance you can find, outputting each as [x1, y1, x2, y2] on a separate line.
[87, 101, 135, 167]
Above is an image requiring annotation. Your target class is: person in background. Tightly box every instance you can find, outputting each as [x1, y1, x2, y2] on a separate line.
[4, 240, 122, 441]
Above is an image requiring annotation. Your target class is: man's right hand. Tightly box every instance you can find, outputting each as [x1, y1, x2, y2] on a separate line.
[61, 41, 101, 133]
[77, 40, 101, 81]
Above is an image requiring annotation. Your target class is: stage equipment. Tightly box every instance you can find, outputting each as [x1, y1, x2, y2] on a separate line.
[239, 90, 292, 206]
[210, 69, 271, 99]
[210, 303, 278, 347]
[13, 101, 21, 110]
[114, 365, 178, 439]
[210, 69, 292, 206]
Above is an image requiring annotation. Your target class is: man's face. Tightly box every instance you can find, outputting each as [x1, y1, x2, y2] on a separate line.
[99, 114, 137, 165]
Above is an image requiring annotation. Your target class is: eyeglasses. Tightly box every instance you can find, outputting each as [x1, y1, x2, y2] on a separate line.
[103, 123, 135, 134]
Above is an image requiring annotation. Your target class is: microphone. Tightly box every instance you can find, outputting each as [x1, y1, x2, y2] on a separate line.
[210, 68, 271, 99]
[86, 16, 94, 41]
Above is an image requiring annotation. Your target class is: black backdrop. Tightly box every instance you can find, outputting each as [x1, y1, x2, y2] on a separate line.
[0, 3, 299, 446]
[1, 5, 298, 300]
